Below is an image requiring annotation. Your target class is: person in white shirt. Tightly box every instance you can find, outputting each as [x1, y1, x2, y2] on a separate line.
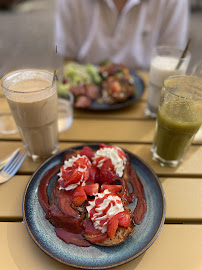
[55, 0, 189, 70]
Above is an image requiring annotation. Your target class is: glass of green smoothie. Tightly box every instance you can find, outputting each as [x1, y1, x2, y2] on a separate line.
[152, 75, 202, 167]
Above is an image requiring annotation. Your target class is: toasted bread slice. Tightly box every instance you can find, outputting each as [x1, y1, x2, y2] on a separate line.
[84, 223, 135, 246]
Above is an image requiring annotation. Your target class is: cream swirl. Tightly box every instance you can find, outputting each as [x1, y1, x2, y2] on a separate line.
[86, 189, 124, 233]
[93, 147, 126, 177]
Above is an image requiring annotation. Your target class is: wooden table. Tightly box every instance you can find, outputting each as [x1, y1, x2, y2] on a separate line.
[0, 71, 201, 270]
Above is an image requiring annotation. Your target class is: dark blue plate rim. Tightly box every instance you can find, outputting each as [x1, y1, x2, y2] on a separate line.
[22, 144, 166, 269]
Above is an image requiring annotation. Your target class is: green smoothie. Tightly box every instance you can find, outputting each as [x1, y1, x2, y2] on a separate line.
[154, 103, 202, 161]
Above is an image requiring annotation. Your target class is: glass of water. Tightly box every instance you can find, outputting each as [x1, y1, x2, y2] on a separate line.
[191, 60, 202, 78]
[58, 91, 74, 133]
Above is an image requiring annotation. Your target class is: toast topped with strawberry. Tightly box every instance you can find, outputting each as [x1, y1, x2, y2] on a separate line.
[38, 144, 147, 247]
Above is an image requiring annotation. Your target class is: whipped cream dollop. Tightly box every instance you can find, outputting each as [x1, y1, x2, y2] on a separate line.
[86, 189, 125, 233]
[93, 147, 127, 177]
[58, 154, 91, 191]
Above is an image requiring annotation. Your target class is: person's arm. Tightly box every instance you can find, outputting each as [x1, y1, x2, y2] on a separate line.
[158, 0, 189, 49]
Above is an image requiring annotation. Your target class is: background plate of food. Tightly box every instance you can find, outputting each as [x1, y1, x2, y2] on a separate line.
[23, 144, 166, 269]
[57, 62, 145, 111]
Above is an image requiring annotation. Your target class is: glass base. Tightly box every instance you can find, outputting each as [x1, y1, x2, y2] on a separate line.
[144, 107, 157, 119]
[26, 144, 59, 162]
[152, 150, 181, 167]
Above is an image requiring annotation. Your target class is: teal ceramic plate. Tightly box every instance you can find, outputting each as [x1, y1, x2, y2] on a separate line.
[23, 144, 166, 269]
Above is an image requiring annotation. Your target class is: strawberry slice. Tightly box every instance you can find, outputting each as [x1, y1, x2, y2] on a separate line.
[80, 146, 95, 160]
[106, 210, 131, 239]
[63, 170, 83, 187]
[100, 184, 122, 193]
[94, 156, 108, 168]
[73, 156, 90, 168]
[107, 218, 119, 239]
[101, 158, 115, 171]
[118, 212, 131, 227]
[113, 211, 131, 227]
[99, 168, 117, 184]
[87, 166, 99, 184]
[61, 166, 73, 181]
[83, 183, 99, 196]
[72, 186, 87, 206]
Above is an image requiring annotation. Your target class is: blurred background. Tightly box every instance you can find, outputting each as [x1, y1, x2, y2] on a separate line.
[0, 0, 201, 76]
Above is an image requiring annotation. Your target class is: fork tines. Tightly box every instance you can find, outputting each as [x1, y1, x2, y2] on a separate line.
[0, 150, 27, 184]
[3, 151, 26, 175]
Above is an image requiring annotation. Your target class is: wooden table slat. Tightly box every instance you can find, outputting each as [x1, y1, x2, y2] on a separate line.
[1, 118, 202, 144]
[0, 222, 201, 270]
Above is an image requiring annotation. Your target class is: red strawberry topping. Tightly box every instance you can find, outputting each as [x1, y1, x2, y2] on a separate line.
[59, 155, 92, 189]
[72, 186, 87, 206]
[83, 183, 99, 196]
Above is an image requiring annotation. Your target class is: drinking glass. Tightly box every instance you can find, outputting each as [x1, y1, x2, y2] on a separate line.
[58, 92, 74, 133]
[191, 60, 202, 77]
[1, 69, 59, 161]
[152, 75, 202, 167]
[145, 46, 191, 118]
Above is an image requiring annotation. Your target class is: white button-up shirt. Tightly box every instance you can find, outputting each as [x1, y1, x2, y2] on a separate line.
[55, 0, 189, 70]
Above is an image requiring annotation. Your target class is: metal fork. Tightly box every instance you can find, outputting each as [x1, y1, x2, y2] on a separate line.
[0, 148, 20, 170]
[0, 150, 27, 184]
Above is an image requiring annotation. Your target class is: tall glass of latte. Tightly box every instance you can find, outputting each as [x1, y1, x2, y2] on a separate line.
[1, 69, 59, 161]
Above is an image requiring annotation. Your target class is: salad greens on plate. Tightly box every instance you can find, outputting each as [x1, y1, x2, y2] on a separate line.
[57, 62, 102, 97]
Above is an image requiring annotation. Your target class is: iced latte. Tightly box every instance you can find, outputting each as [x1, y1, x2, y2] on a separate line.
[2, 70, 59, 161]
